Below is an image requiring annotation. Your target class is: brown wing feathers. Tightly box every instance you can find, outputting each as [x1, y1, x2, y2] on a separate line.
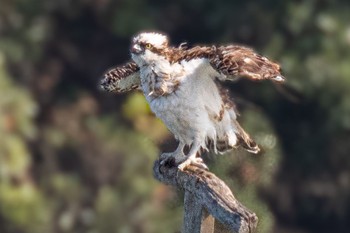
[101, 43, 284, 93]
[179, 45, 284, 83]
[180, 45, 216, 60]
[101, 62, 140, 93]
[213, 45, 284, 82]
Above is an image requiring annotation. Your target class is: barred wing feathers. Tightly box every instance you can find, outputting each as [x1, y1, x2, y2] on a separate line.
[100, 62, 141, 93]
[182, 45, 285, 83]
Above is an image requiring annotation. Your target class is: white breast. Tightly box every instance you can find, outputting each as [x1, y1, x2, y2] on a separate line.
[140, 58, 225, 148]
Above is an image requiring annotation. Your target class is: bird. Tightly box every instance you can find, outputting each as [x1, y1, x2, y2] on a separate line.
[100, 32, 284, 171]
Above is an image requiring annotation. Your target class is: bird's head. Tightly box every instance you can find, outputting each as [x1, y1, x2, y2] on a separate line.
[130, 32, 169, 65]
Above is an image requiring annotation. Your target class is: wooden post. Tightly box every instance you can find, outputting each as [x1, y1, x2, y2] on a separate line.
[153, 158, 258, 233]
[183, 190, 203, 233]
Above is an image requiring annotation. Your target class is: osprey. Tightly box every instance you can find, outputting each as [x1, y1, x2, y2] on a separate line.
[100, 32, 284, 170]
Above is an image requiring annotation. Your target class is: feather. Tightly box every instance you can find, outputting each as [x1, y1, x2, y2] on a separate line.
[100, 62, 140, 93]
[176, 45, 285, 83]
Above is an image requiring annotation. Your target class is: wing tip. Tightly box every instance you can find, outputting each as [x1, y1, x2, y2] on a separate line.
[100, 77, 117, 92]
[272, 75, 286, 83]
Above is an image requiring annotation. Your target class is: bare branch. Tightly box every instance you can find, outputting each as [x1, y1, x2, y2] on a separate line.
[153, 158, 258, 233]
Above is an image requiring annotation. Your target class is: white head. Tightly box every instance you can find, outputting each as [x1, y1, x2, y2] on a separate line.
[130, 32, 169, 65]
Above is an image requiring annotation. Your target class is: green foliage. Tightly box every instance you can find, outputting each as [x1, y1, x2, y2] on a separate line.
[0, 54, 49, 232]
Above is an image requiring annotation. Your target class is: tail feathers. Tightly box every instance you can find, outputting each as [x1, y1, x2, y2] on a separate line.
[237, 134, 260, 154]
[216, 139, 233, 153]
[215, 120, 260, 154]
[233, 120, 260, 154]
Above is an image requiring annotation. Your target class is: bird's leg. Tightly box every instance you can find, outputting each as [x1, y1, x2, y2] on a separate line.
[160, 141, 186, 165]
[178, 141, 208, 171]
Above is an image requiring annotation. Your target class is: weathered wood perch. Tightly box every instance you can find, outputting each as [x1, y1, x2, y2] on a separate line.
[153, 157, 258, 233]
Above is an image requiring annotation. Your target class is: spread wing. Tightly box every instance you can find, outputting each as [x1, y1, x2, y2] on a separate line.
[181, 45, 285, 82]
[100, 62, 141, 93]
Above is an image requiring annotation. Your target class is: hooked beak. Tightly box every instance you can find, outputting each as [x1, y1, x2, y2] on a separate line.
[130, 44, 143, 54]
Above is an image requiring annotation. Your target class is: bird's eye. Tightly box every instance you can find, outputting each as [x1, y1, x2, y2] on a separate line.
[145, 43, 152, 49]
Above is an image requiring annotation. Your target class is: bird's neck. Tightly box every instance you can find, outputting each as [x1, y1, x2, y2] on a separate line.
[137, 54, 183, 98]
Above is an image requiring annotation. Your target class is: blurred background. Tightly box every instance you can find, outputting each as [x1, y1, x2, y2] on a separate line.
[1, 0, 350, 232]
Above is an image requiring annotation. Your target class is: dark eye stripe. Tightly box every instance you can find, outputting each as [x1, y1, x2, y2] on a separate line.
[137, 42, 165, 55]
[140, 42, 150, 48]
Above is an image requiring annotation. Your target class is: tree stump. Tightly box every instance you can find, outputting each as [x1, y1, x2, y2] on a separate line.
[153, 157, 258, 233]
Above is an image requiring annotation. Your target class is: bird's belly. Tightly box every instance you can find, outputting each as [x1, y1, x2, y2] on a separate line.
[147, 84, 220, 145]
[149, 95, 201, 142]
[142, 60, 225, 146]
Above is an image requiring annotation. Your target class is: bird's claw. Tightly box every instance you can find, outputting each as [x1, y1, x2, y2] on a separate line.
[178, 157, 208, 171]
